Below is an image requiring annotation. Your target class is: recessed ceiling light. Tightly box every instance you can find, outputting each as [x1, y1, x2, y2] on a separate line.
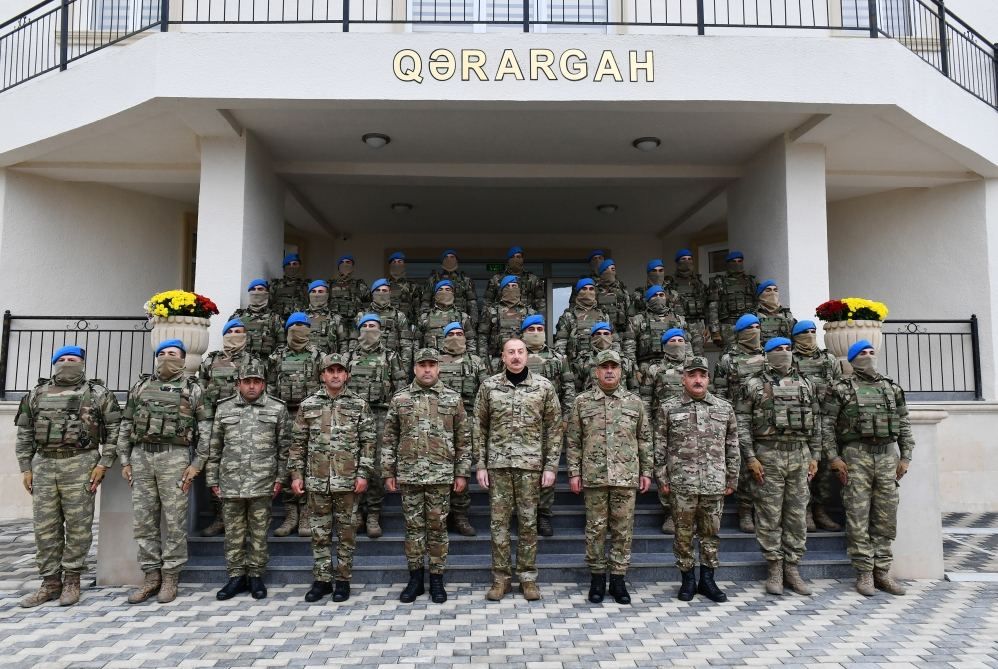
[362, 133, 391, 149]
[391, 202, 412, 213]
[632, 137, 661, 151]
[597, 204, 618, 214]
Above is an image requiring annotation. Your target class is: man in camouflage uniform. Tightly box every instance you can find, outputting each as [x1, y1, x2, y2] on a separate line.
[289, 353, 375, 603]
[475, 338, 563, 601]
[15, 345, 121, 608]
[327, 254, 370, 321]
[199, 359, 290, 601]
[383, 349, 472, 604]
[303, 280, 349, 355]
[664, 249, 709, 356]
[736, 338, 820, 596]
[656, 356, 739, 603]
[348, 313, 407, 538]
[267, 312, 323, 538]
[423, 249, 478, 327]
[418, 280, 477, 355]
[713, 313, 765, 533]
[630, 285, 690, 376]
[386, 251, 424, 323]
[708, 250, 758, 349]
[270, 252, 310, 319]
[594, 258, 632, 335]
[228, 279, 284, 359]
[567, 349, 652, 605]
[478, 275, 538, 369]
[351, 278, 415, 371]
[484, 246, 545, 313]
[631, 259, 682, 315]
[753, 280, 797, 344]
[555, 278, 616, 363]
[792, 320, 843, 532]
[823, 340, 914, 597]
[437, 322, 489, 537]
[118, 339, 212, 605]
[572, 322, 637, 394]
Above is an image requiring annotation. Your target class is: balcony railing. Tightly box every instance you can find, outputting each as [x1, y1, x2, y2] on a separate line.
[0, 0, 995, 109]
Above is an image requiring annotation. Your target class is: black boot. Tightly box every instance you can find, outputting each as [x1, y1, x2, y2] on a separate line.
[677, 570, 696, 601]
[332, 580, 351, 602]
[608, 575, 631, 605]
[248, 576, 267, 600]
[304, 580, 333, 602]
[537, 514, 554, 537]
[429, 573, 447, 603]
[216, 576, 248, 601]
[588, 574, 606, 603]
[697, 567, 727, 603]
[399, 569, 425, 603]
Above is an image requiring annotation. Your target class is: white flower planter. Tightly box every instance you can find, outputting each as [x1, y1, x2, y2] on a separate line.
[150, 315, 211, 374]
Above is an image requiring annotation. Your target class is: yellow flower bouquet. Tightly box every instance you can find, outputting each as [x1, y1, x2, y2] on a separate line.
[815, 297, 888, 322]
[144, 290, 219, 319]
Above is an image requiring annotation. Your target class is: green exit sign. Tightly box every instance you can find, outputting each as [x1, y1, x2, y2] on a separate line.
[486, 263, 505, 273]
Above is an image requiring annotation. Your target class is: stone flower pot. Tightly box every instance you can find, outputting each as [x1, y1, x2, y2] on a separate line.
[150, 315, 211, 374]
[823, 319, 883, 373]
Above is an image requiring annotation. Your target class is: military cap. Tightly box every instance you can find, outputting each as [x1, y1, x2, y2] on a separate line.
[848, 339, 875, 362]
[595, 349, 622, 366]
[646, 259, 665, 272]
[499, 275, 519, 289]
[734, 314, 761, 332]
[155, 339, 186, 356]
[414, 348, 440, 363]
[370, 278, 390, 292]
[587, 249, 606, 261]
[756, 279, 777, 296]
[434, 279, 453, 292]
[357, 313, 381, 330]
[521, 314, 545, 332]
[337, 254, 354, 265]
[238, 359, 267, 380]
[507, 246, 524, 258]
[644, 284, 666, 301]
[576, 277, 595, 291]
[598, 258, 616, 274]
[285, 312, 311, 330]
[222, 318, 244, 334]
[674, 248, 693, 261]
[282, 252, 300, 266]
[308, 279, 328, 292]
[388, 251, 406, 262]
[443, 321, 464, 337]
[661, 328, 686, 343]
[247, 278, 269, 291]
[590, 321, 612, 335]
[792, 320, 817, 336]
[52, 345, 85, 364]
[320, 352, 349, 371]
[685, 356, 710, 372]
[764, 337, 792, 352]
[725, 250, 744, 261]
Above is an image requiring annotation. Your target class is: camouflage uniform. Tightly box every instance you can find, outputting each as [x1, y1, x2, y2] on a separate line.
[437, 350, 489, 524]
[572, 347, 638, 394]
[327, 274, 370, 322]
[270, 275, 310, 319]
[554, 304, 615, 362]
[227, 307, 284, 359]
[474, 371, 562, 584]
[387, 276, 424, 324]
[418, 308, 477, 356]
[629, 308, 690, 373]
[288, 385, 376, 582]
[708, 271, 758, 349]
[639, 352, 690, 518]
[713, 344, 765, 520]
[754, 305, 797, 345]
[484, 267, 545, 313]
[664, 271, 709, 355]
[478, 302, 537, 369]
[350, 306, 415, 371]
[656, 391, 740, 571]
[566, 386, 652, 575]
[423, 270, 479, 326]
[795, 349, 843, 514]
[631, 283, 683, 315]
[595, 279, 633, 334]
[382, 381, 472, 574]
[303, 307, 349, 355]
[823, 373, 915, 573]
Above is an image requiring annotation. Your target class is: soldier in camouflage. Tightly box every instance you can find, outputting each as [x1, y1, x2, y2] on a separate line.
[567, 349, 653, 605]
[656, 356, 739, 603]
[630, 285, 690, 375]
[270, 252, 310, 319]
[422, 249, 479, 327]
[752, 280, 797, 344]
[555, 278, 616, 363]
[351, 279, 415, 371]
[418, 280, 477, 355]
[572, 322, 637, 394]
[436, 322, 489, 537]
[118, 339, 212, 605]
[631, 259, 683, 315]
[15, 345, 121, 608]
[383, 349, 472, 604]
[198, 359, 290, 601]
[303, 280, 349, 355]
[227, 279, 284, 359]
[475, 338, 563, 602]
[478, 275, 538, 369]
[708, 250, 759, 349]
[289, 353, 375, 603]
[736, 338, 820, 596]
[484, 246, 546, 313]
[823, 340, 914, 597]
[327, 254, 370, 322]
[386, 251, 424, 324]
[663, 249, 709, 356]
[594, 258, 633, 335]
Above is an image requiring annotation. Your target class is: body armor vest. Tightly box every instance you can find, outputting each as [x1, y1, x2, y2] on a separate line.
[490, 304, 529, 355]
[596, 288, 624, 326]
[369, 307, 402, 350]
[131, 378, 196, 445]
[570, 308, 604, 359]
[527, 351, 561, 396]
[306, 309, 339, 354]
[424, 308, 462, 350]
[757, 309, 792, 342]
[242, 312, 277, 357]
[32, 384, 99, 448]
[349, 351, 392, 408]
[638, 313, 686, 361]
[751, 375, 814, 440]
[656, 363, 685, 401]
[848, 379, 900, 442]
[271, 277, 307, 316]
[328, 278, 359, 318]
[438, 355, 479, 408]
[275, 350, 320, 407]
[203, 354, 243, 408]
[671, 274, 705, 320]
[796, 354, 834, 400]
[729, 351, 765, 393]
[717, 273, 755, 321]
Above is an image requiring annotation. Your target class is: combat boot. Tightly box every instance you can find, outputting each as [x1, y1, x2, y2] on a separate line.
[19, 575, 62, 608]
[429, 573, 447, 603]
[273, 503, 298, 537]
[677, 571, 696, 601]
[297, 503, 311, 537]
[661, 516, 675, 534]
[59, 573, 81, 606]
[608, 575, 631, 605]
[813, 505, 842, 531]
[248, 576, 267, 600]
[855, 570, 876, 596]
[697, 567, 727, 603]
[805, 506, 816, 532]
[537, 514, 554, 537]
[399, 568, 425, 603]
[738, 506, 755, 533]
[201, 517, 225, 537]
[783, 563, 812, 595]
[873, 568, 907, 596]
[304, 580, 333, 602]
[366, 514, 383, 539]
[217, 576, 248, 600]
[519, 581, 541, 601]
[486, 578, 512, 601]
[588, 573, 606, 603]
[158, 572, 179, 603]
[332, 580, 351, 602]
[765, 560, 784, 595]
[127, 570, 161, 604]
[450, 514, 477, 536]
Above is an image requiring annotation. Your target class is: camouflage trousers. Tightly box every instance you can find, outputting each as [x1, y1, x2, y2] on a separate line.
[753, 443, 810, 564]
[809, 457, 840, 508]
[401, 483, 451, 574]
[30, 450, 99, 577]
[131, 445, 190, 575]
[489, 468, 540, 583]
[308, 491, 356, 581]
[736, 458, 754, 513]
[538, 485, 554, 520]
[222, 496, 272, 577]
[671, 491, 723, 572]
[583, 486, 637, 575]
[841, 442, 900, 572]
[358, 409, 386, 518]
[450, 488, 471, 518]
[657, 490, 672, 516]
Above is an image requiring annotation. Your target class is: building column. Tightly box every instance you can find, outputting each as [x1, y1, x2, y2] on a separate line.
[894, 409, 947, 579]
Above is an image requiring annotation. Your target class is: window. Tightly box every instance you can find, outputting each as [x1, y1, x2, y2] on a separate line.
[93, 0, 158, 32]
[841, 0, 912, 35]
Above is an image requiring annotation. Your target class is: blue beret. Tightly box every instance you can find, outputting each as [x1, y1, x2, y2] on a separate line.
[756, 279, 777, 296]
[441, 248, 458, 260]
[247, 278, 268, 291]
[646, 259, 665, 272]
[644, 285, 666, 301]
[507, 246, 524, 259]
[598, 259, 616, 275]
[521, 314, 545, 332]
[500, 275, 519, 290]
[590, 321, 612, 335]
[222, 318, 244, 334]
[848, 339, 875, 362]
[661, 328, 686, 343]
[283, 252, 300, 266]
[575, 278, 595, 291]
[734, 314, 761, 332]
[308, 279, 328, 292]
[587, 249, 605, 261]
[370, 278, 389, 293]
[674, 248, 693, 261]
[726, 251, 744, 261]
[155, 339, 186, 356]
[443, 322, 465, 337]
[51, 345, 85, 365]
[434, 279, 453, 293]
[764, 337, 792, 352]
[388, 251, 406, 262]
[357, 313, 381, 330]
[792, 320, 817, 336]
[337, 254, 354, 265]
[285, 312, 311, 330]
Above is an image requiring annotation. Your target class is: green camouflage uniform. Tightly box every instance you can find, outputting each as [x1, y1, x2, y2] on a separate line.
[572, 347, 638, 395]
[474, 371, 562, 583]
[227, 306, 284, 359]
[525, 345, 576, 523]
[484, 268, 546, 313]
[664, 271, 709, 356]
[437, 350, 489, 520]
[566, 386, 652, 575]
[423, 270, 479, 326]
[303, 307, 349, 355]
[629, 308, 690, 373]
[270, 275, 310, 319]
[736, 367, 820, 565]
[554, 304, 615, 362]
[754, 304, 797, 345]
[418, 307, 477, 356]
[639, 352, 691, 517]
[707, 271, 758, 349]
[822, 372, 915, 573]
[595, 279, 633, 335]
[350, 306, 415, 371]
[327, 274, 370, 321]
[656, 391, 740, 571]
[382, 381, 472, 574]
[15, 377, 121, 579]
[713, 344, 765, 516]
[478, 302, 537, 369]
[288, 386, 376, 581]
[795, 349, 843, 510]
[387, 276, 424, 324]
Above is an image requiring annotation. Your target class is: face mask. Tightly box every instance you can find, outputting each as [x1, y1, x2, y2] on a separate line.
[759, 291, 780, 310]
[358, 329, 381, 349]
[599, 269, 616, 285]
[577, 291, 596, 308]
[248, 292, 269, 309]
[156, 356, 186, 380]
[500, 285, 520, 304]
[309, 292, 329, 309]
[523, 331, 546, 351]
[389, 264, 406, 279]
[223, 332, 247, 356]
[591, 333, 613, 351]
[647, 295, 667, 314]
[442, 257, 458, 272]
[442, 336, 467, 355]
[727, 260, 744, 273]
[676, 258, 693, 275]
[287, 325, 311, 351]
[767, 350, 793, 375]
[647, 270, 665, 286]
[52, 361, 85, 386]
[507, 257, 524, 273]
[794, 332, 818, 355]
[851, 354, 878, 376]
[665, 342, 686, 360]
[737, 328, 761, 350]
[339, 264, 354, 277]
[436, 290, 455, 308]
[284, 266, 301, 279]
[372, 292, 391, 307]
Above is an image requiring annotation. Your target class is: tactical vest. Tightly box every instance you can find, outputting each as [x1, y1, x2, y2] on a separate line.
[527, 351, 562, 396]
[275, 351, 320, 406]
[796, 354, 834, 400]
[349, 352, 393, 408]
[596, 287, 624, 326]
[638, 313, 686, 362]
[656, 363, 686, 403]
[242, 312, 277, 357]
[757, 310, 792, 342]
[203, 355, 240, 408]
[389, 280, 415, 315]
[751, 376, 814, 440]
[424, 309, 462, 350]
[328, 278, 358, 318]
[570, 308, 604, 359]
[672, 275, 705, 320]
[438, 355, 479, 408]
[491, 305, 528, 354]
[369, 307, 402, 350]
[306, 310, 339, 354]
[131, 377, 197, 445]
[271, 277, 306, 316]
[716, 273, 755, 321]
[728, 351, 765, 394]
[31, 383, 100, 448]
[846, 379, 900, 443]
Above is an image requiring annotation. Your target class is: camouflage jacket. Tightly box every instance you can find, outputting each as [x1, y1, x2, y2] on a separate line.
[664, 271, 709, 322]
[629, 310, 689, 363]
[346, 345, 407, 410]
[326, 275, 370, 320]
[266, 344, 323, 409]
[735, 367, 821, 461]
[382, 381, 472, 485]
[639, 354, 688, 419]
[595, 281, 633, 332]
[707, 271, 758, 332]
[713, 345, 765, 401]
[793, 349, 842, 404]
[525, 346, 576, 419]
[566, 386, 652, 487]
[116, 374, 212, 467]
[630, 283, 683, 316]
[417, 308, 477, 356]
[287, 387, 376, 493]
[753, 305, 797, 344]
[572, 346, 638, 395]
[484, 268, 546, 313]
[822, 373, 915, 461]
[438, 351, 489, 411]
[422, 269, 479, 322]
[227, 307, 285, 358]
[387, 277, 424, 323]
[349, 306, 415, 370]
[554, 304, 614, 360]
[199, 349, 263, 410]
[269, 276, 310, 318]
[15, 378, 122, 472]
[200, 392, 291, 497]
[473, 371, 563, 473]
[478, 302, 537, 361]
[303, 307, 349, 355]
[655, 391, 740, 495]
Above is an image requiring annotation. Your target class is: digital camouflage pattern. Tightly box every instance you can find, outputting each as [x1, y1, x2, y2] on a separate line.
[387, 276, 424, 324]
[629, 309, 690, 365]
[303, 307, 349, 355]
[308, 490, 356, 581]
[655, 391, 740, 497]
[484, 268, 546, 313]
[712, 346, 765, 402]
[670, 492, 724, 571]
[198, 349, 263, 410]
[474, 371, 563, 473]
[639, 355, 689, 419]
[487, 468, 541, 582]
[524, 346, 576, 420]
[436, 351, 489, 518]
[222, 497, 272, 577]
[595, 280, 633, 333]
[400, 483, 452, 574]
[554, 304, 615, 361]
[270, 275, 310, 319]
[566, 386, 652, 488]
[478, 302, 537, 363]
[572, 347, 638, 394]
[707, 271, 759, 348]
[664, 270, 709, 355]
[326, 275, 370, 321]
[350, 305, 415, 371]
[584, 487, 638, 575]
[795, 349, 843, 508]
[422, 269, 479, 325]
[754, 305, 797, 344]
[266, 344, 323, 410]
[227, 307, 284, 358]
[418, 308, 477, 356]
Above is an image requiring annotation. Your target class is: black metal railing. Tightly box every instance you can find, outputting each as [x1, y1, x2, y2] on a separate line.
[880, 316, 983, 401]
[0, 311, 153, 399]
[1, 0, 995, 109]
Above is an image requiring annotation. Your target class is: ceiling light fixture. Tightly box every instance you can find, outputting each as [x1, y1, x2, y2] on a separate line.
[391, 202, 412, 213]
[632, 137, 661, 152]
[597, 204, 618, 215]
[362, 133, 391, 149]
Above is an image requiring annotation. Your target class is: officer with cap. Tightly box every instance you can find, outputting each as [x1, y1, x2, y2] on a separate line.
[753, 280, 797, 344]
[327, 254, 370, 321]
[479, 275, 538, 369]
[228, 279, 284, 358]
[418, 280, 476, 355]
[352, 278, 415, 372]
[303, 279, 349, 355]
[664, 249, 709, 356]
[386, 251, 424, 323]
[484, 246, 546, 313]
[270, 252, 311, 319]
[708, 251, 759, 349]
[423, 249, 479, 326]
[571, 322, 637, 394]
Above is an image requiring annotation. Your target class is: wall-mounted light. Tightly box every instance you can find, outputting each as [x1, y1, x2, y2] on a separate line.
[632, 137, 661, 152]
[597, 204, 618, 214]
[391, 202, 412, 213]
[362, 133, 391, 149]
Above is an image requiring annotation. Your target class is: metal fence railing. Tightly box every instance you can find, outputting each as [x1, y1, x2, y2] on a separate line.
[880, 316, 983, 401]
